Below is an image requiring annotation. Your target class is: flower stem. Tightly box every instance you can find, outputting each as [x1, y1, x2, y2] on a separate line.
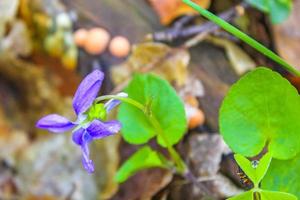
[147, 114, 186, 173]
[96, 95, 145, 110]
[182, 0, 300, 76]
[96, 95, 186, 174]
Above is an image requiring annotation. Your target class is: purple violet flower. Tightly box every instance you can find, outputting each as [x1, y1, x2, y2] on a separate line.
[36, 70, 126, 173]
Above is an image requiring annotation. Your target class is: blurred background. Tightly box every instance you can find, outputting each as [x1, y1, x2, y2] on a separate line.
[0, 0, 299, 199]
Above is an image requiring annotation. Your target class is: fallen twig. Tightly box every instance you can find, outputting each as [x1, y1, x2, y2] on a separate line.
[148, 2, 249, 43]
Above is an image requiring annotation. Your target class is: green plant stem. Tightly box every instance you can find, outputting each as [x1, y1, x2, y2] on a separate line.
[147, 114, 186, 173]
[253, 191, 261, 200]
[182, 0, 300, 76]
[96, 95, 145, 110]
[96, 95, 186, 174]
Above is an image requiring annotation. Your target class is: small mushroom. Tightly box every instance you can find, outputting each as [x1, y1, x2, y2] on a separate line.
[74, 28, 88, 47]
[188, 107, 205, 129]
[109, 36, 131, 58]
[185, 96, 205, 129]
[84, 28, 110, 55]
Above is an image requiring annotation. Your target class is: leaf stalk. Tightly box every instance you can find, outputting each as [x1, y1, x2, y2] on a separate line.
[182, 0, 300, 76]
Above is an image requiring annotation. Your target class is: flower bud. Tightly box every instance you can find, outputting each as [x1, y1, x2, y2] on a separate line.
[87, 103, 107, 121]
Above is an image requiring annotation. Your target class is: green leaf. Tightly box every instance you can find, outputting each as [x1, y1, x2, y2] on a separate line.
[269, 0, 292, 24]
[115, 146, 169, 183]
[234, 153, 272, 185]
[246, 0, 292, 24]
[118, 74, 187, 147]
[182, 0, 300, 76]
[260, 190, 297, 200]
[220, 67, 300, 159]
[261, 153, 300, 198]
[227, 190, 253, 200]
[227, 190, 297, 200]
[234, 154, 257, 184]
[246, 0, 269, 12]
[255, 152, 272, 184]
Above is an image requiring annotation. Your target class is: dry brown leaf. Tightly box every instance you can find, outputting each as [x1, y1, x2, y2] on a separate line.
[0, 106, 29, 160]
[0, 0, 19, 39]
[112, 168, 173, 200]
[1, 20, 32, 56]
[272, 0, 300, 70]
[207, 36, 256, 75]
[92, 135, 121, 199]
[178, 75, 205, 98]
[0, 0, 19, 22]
[17, 135, 99, 199]
[185, 134, 241, 198]
[111, 42, 190, 87]
[148, 0, 210, 25]
[24, 195, 57, 200]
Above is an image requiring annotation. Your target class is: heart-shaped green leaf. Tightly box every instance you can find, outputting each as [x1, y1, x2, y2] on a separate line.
[254, 153, 272, 184]
[234, 152, 272, 186]
[234, 154, 257, 184]
[118, 74, 187, 147]
[227, 190, 297, 200]
[115, 146, 169, 183]
[220, 67, 300, 159]
[261, 153, 300, 198]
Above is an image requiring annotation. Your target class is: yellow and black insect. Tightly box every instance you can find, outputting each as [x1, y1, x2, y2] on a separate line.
[237, 168, 253, 188]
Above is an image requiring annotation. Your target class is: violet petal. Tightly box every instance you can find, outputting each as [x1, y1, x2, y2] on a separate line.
[72, 128, 85, 145]
[36, 114, 74, 133]
[81, 132, 94, 173]
[104, 92, 128, 113]
[87, 119, 121, 139]
[73, 70, 104, 115]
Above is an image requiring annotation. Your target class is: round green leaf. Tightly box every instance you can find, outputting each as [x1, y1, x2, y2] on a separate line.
[220, 67, 300, 159]
[260, 190, 297, 200]
[246, 0, 292, 24]
[115, 146, 168, 183]
[269, 0, 292, 24]
[261, 153, 300, 198]
[118, 74, 187, 147]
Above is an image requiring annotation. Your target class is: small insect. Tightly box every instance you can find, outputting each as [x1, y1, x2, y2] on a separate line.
[237, 168, 253, 188]
[252, 160, 259, 168]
